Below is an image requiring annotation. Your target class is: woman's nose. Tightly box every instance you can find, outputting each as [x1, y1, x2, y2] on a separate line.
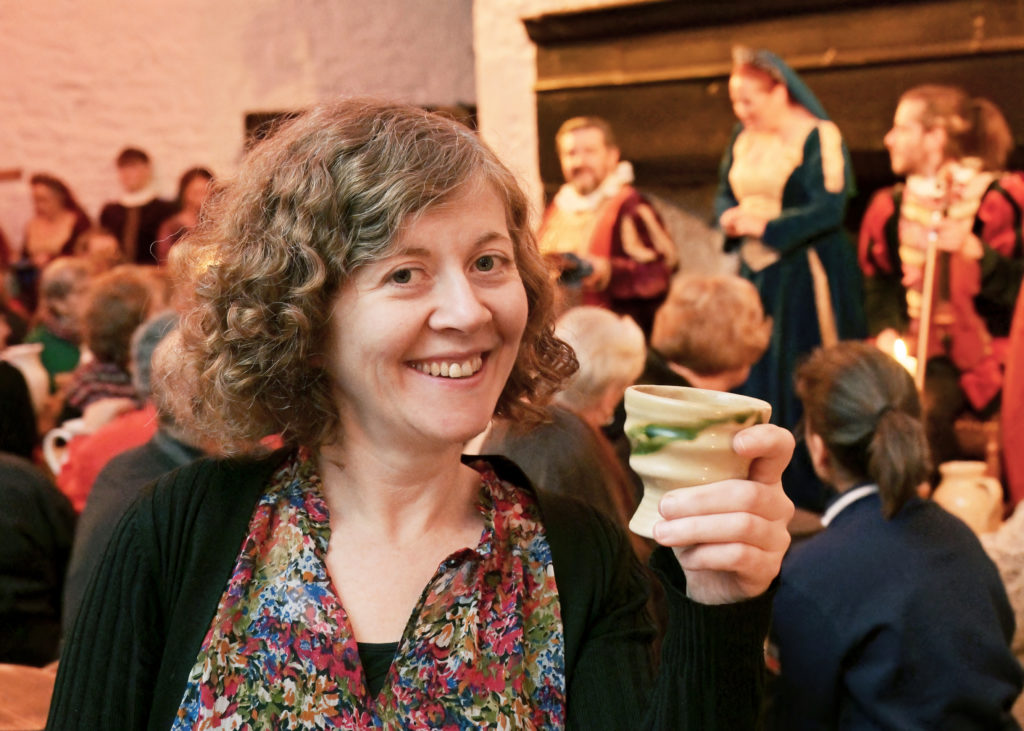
[429, 272, 492, 332]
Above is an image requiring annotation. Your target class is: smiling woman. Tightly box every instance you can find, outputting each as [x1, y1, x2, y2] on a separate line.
[171, 100, 569, 455]
[49, 98, 795, 730]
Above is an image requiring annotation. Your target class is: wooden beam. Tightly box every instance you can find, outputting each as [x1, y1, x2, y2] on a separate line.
[536, 38, 1024, 92]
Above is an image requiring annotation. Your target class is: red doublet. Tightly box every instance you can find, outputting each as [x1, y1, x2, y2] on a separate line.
[858, 174, 1023, 411]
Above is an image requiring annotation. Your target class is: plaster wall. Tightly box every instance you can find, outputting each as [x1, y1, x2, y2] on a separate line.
[0, 0, 475, 251]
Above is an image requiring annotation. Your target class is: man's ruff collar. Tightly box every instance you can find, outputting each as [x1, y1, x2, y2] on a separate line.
[119, 186, 159, 208]
[553, 161, 634, 213]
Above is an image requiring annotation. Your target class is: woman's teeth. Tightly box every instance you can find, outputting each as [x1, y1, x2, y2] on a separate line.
[412, 355, 483, 378]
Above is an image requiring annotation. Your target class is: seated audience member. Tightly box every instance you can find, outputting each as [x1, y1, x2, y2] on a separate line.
[0, 310, 37, 459]
[15, 174, 91, 313]
[99, 148, 176, 266]
[552, 305, 647, 429]
[472, 306, 645, 529]
[769, 342, 1021, 729]
[0, 452, 75, 666]
[474, 405, 633, 528]
[55, 309, 172, 512]
[156, 167, 213, 263]
[25, 257, 91, 392]
[56, 265, 155, 424]
[73, 226, 124, 274]
[644, 272, 831, 515]
[607, 274, 773, 490]
[63, 314, 208, 633]
[644, 273, 772, 391]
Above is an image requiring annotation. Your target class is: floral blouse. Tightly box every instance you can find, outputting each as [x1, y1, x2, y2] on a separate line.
[172, 450, 566, 729]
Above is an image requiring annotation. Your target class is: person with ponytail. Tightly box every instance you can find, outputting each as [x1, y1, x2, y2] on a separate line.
[767, 341, 1021, 729]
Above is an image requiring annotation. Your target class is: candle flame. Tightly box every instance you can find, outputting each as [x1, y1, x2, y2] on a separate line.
[892, 337, 917, 375]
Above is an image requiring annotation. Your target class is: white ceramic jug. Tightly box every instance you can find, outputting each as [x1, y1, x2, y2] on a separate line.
[42, 417, 91, 475]
[932, 460, 1003, 534]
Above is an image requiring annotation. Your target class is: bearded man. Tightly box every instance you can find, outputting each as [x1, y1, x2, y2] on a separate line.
[537, 116, 678, 335]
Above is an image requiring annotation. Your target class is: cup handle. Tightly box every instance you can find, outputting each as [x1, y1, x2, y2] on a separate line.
[42, 428, 73, 475]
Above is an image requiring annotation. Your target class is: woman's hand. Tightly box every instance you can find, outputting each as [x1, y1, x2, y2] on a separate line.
[652, 423, 795, 605]
[719, 206, 742, 235]
[719, 207, 768, 239]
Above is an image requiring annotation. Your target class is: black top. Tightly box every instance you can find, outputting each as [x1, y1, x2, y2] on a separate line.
[49, 450, 774, 729]
[0, 361, 36, 459]
[357, 641, 399, 698]
[62, 428, 206, 635]
[0, 453, 75, 666]
[99, 197, 177, 265]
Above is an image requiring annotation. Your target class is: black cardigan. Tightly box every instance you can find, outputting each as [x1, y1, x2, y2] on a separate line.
[48, 451, 772, 730]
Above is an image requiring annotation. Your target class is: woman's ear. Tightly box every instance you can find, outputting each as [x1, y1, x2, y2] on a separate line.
[806, 430, 831, 481]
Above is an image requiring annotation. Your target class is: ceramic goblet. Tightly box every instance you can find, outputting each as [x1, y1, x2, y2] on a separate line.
[624, 385, 772, 538]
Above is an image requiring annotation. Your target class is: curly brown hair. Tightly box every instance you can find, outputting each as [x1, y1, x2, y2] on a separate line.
[176, 98, 576, 453]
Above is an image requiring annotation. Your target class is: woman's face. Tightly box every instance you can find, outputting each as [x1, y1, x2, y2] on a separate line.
[32, 183, 63, 218]
[728, 72, 785, 132]
[324, 180, 529, 450]
[182, 175, 211, 212]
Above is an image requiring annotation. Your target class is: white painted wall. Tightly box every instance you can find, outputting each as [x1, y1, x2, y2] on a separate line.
[0, 0, 475, 252]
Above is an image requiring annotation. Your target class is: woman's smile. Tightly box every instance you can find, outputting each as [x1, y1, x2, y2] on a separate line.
[409, 353, 485, 379]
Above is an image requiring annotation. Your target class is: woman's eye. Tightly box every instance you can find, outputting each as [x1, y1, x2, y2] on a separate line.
[389, 268, 413, 284]
[475, 255, 496, 272]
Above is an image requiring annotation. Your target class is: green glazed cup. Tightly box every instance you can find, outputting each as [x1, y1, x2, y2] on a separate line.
[624, 385, 771, 538]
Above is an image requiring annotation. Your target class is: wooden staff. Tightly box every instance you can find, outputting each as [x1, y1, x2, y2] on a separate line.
[914, 235, 937, 392]
[914, 168, 955, 393]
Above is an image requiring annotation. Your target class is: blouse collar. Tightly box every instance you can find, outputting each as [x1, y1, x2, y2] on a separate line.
[821, 483, 879, 527]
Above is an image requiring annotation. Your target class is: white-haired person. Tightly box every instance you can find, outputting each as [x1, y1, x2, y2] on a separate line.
[553, 305, 646, 429]
[472, 305, 647, 532]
